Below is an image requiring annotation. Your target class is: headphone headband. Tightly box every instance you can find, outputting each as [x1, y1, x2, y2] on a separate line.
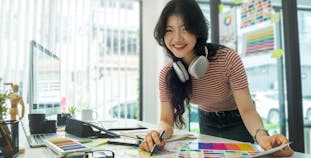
[172, 46, 209, 82]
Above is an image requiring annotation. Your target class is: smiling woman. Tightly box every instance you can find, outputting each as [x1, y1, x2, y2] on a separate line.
[140, 1, 294, 157]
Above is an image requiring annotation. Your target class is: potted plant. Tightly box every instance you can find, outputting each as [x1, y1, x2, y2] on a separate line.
[68, 105, 78, 118]
[0, 92, 8, 120]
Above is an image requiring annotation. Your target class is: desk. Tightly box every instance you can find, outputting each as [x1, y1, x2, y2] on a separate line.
[17, 120, 310, 158]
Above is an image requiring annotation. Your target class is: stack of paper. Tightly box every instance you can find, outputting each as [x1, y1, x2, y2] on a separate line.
[118, 130, 197, 142]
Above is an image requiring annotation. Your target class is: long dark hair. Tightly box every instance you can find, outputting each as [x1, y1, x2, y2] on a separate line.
[154, 0, 221, 128]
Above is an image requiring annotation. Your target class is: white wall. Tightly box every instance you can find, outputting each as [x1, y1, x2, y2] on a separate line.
[142, 0, 167, 124]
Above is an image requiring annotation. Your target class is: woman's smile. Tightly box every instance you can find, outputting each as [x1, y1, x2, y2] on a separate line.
[173, 44, 187, 51]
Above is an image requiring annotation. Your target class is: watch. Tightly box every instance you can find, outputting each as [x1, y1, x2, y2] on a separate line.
[253, 128, 269, 143]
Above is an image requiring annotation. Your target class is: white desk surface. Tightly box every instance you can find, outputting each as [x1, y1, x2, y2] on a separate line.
[16, 120, 311, 158]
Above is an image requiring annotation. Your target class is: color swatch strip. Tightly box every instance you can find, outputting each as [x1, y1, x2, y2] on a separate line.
[48, 138, 88, 151]
[185, 142, 257, 151]
[178, 149, 260, 158]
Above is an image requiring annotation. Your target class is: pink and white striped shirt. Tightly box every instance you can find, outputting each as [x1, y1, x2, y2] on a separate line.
[159, 48, 248, 112]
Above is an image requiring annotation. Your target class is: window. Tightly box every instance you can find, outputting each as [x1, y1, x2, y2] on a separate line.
[298, 7, 311, 154]
[0, 0, 142, 121]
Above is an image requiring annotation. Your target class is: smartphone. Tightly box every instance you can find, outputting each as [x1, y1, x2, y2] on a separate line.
[108, 138, 142, 147]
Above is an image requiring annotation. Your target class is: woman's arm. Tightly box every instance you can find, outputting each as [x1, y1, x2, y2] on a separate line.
[232, 88, 265, 141]
[159, 101, 175, 139]
[139, 101, 175, 151]
[233, 87, 293, 156]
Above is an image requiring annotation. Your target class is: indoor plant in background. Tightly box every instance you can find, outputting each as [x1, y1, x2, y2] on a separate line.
[68, 105, 78, 118]
[0, 92, 8, 120]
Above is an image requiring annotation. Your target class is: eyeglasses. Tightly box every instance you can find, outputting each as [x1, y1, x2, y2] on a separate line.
[63, 149, 115, 158]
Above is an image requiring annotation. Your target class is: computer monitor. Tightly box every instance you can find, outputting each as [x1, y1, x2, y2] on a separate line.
[29, 40, 61, 117]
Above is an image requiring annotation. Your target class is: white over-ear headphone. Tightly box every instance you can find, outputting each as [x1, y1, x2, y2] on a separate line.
[172, 46, 209, 83]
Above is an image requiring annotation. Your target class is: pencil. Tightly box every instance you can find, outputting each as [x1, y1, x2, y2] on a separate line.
[150, 130, 166, 156]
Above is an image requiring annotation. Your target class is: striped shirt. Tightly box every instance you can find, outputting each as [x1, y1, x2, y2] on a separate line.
[159, 48, 248, 112]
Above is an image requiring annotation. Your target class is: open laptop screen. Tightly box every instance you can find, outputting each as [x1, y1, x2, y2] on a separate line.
[29, 40, 61, 118]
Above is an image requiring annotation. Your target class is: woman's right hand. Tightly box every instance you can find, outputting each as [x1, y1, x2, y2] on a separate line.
[139, 130, 166, 152]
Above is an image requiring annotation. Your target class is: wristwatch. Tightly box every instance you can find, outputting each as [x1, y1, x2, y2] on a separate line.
[253, 128, 269, 143]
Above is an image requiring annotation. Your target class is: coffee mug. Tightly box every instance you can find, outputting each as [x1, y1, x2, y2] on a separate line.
[81, 109, 98, 121]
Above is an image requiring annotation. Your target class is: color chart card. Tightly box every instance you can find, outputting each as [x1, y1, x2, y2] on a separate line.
[183, 142, 257, 151]
[179, 142, 261, 158]
[240, 0, 272, 28]
[178, 149, 204, 158]
[45, 137, 91, 156]
[178, 149, 260, 158]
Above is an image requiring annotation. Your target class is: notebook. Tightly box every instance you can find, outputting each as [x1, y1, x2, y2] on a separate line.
[20, 121, 61, 148]
[89, 120, 147, 131]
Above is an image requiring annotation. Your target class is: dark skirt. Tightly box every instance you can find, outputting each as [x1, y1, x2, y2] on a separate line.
[199, 108, 254, 143]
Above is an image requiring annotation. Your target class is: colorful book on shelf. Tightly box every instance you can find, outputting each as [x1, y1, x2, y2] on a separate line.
[44, 137, 91, 157]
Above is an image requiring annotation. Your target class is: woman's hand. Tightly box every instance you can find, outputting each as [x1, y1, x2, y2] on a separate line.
[139, 130, 166, 152]
[257, 134, 294, 157]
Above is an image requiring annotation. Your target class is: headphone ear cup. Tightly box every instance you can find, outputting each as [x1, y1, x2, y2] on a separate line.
[172, 61, 189, 83]
[188, 56, 209, 79]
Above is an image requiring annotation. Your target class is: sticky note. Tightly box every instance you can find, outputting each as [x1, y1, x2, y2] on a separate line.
[219, 4, 224, 13]
[271, 49, 284, 59]
[270, 13, 280, 23]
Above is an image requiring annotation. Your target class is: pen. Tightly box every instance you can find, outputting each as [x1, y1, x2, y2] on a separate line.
[150, 130, 166, 156]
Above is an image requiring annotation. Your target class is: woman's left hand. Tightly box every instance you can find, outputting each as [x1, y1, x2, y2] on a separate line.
[257, 134, 294, 157]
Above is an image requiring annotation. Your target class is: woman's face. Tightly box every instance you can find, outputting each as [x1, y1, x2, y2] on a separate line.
[164, 15, 197, 64]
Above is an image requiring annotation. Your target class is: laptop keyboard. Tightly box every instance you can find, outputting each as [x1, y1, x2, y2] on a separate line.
[33, 133, 58, 144]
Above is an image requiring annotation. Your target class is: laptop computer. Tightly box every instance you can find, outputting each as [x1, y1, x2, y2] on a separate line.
[20, 120, 61, 148]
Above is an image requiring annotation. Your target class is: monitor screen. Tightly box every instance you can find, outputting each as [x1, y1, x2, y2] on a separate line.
[29, 40, 61, 117]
